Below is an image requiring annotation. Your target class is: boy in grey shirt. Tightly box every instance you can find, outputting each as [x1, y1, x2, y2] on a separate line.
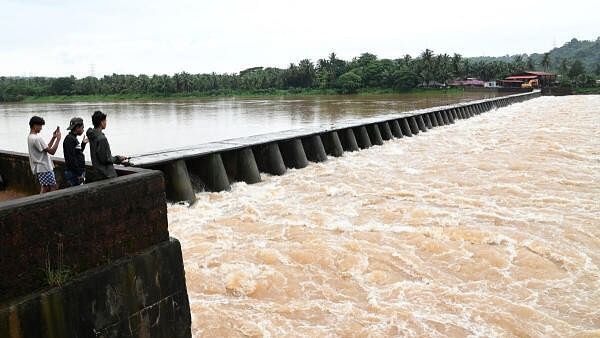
[27, 116, 61, 193]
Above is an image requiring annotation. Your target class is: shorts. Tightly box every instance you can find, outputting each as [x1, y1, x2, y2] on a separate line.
[36, 171, 57, 186]
[64, 169, 85, 187]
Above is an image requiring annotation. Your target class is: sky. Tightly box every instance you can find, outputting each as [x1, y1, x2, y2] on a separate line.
[1, 0, 598, 77]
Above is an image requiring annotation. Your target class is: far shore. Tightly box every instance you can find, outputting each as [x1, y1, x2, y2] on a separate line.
[6, 88, 489, 104]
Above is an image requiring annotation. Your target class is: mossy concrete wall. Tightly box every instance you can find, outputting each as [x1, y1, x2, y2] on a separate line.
[0, 238, 191, 338]
[0, 152, 169, 302]
[0, 150, 135, 195]
[0, 152, 191, 337]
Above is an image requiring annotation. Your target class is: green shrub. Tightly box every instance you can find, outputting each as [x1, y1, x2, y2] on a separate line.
[336, 72, 362, 94]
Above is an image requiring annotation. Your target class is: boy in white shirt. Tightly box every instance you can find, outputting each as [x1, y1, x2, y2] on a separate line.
[27, 116, 61, 193]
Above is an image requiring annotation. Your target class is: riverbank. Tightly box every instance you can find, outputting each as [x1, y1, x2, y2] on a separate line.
[573, 86, 600, 94]
[16, 88, 471, 103]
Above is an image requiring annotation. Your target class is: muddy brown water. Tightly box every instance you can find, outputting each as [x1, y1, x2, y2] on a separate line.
[168, 95, 600, 337]
[0, 91, 502, 157]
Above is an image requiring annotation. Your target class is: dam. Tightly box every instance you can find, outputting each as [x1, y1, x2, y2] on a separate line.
[3, 90, 598, 337]
[128, 91, 541, 202]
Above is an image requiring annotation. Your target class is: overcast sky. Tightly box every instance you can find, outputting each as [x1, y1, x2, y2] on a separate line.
[1, 0, 598, 77]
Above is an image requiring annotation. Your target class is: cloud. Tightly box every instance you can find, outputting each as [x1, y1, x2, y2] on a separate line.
[1, 0, 598, 77]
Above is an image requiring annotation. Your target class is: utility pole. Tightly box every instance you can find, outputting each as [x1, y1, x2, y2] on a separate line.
[89, 63, 96, 78]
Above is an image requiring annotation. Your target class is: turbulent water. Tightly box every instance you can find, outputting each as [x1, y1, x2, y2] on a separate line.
[168, 96, 600, 337]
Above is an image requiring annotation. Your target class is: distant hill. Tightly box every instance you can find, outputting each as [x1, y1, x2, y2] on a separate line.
[470, 37, 600, 73]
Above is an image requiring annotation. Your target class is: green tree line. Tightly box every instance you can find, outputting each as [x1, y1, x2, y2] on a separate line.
[1, 49, 598, 102]
[471, 38, 600, 74]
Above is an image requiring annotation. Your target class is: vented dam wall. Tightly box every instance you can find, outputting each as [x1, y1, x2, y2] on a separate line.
[129, 90, 542, 203]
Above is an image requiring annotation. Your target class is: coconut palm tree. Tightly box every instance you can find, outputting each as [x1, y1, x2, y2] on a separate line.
[512, 54, 526, 72]
[559, 59, 569, 77]
[541, 53, 551, 71]
[526, 57, 536, 71]
[419, 49, 435, 86]
[451, 53, 462, 79]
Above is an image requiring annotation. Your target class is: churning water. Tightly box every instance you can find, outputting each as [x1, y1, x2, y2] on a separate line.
[168, 96, 600, 337]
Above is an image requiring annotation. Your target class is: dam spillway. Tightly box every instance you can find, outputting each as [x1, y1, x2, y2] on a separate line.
[129, 91, 542, 203]
[168, 94, 600, 336]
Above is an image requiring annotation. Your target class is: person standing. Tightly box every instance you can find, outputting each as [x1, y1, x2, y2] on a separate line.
[86, 111, 127, 179]
[63, 117, 88, 186]
[27, 116, 60, 193]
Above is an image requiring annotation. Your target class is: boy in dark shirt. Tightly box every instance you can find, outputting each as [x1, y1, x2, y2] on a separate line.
[86, 111, 127, 179]
[63, 117, 88, 186]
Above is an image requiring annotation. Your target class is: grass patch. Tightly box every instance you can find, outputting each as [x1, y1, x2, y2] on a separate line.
[44, 241, 71, 287]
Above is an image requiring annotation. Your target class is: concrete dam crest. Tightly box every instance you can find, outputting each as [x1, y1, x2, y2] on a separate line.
[128, 91, 541, 203]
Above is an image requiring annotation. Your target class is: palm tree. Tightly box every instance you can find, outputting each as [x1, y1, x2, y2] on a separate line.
[526, 57, 536, 71]
[329, 52, 337, 63]
[559, 59, 569, 77]
[419, 49, 435, 86]
[451, 53, 462, 78]
[512, 54, 526, 72]
[434, 54, 451, 83]
[420, 49, 434, 64]
[462, 59, 471, 78]
[541, 53, 551, 71]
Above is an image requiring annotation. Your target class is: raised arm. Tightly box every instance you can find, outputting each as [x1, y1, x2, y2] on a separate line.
[81, 135, 88, 151]
[46, 129, 61, 155]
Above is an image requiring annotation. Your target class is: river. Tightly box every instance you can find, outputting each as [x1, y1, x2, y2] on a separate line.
[167, 95, 600, 337]
[0, 91, 501, 157]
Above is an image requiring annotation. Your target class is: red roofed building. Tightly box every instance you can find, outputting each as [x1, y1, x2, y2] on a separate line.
[498, 71, 557, 88]
[505, 75, 538, 80]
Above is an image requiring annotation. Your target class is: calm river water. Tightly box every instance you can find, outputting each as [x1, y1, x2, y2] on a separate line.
[168, 95, 600, 337]
[0, 91, 500, 157]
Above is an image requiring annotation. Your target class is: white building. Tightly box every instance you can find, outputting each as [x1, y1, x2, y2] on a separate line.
[484, 81, 499, 88]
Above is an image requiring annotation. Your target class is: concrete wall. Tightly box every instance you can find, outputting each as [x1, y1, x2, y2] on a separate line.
[0, 238, 191, 338]
[0, 152, 191, 337]
[0, 160, 169, 302]
[0, 150, 135, 195]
